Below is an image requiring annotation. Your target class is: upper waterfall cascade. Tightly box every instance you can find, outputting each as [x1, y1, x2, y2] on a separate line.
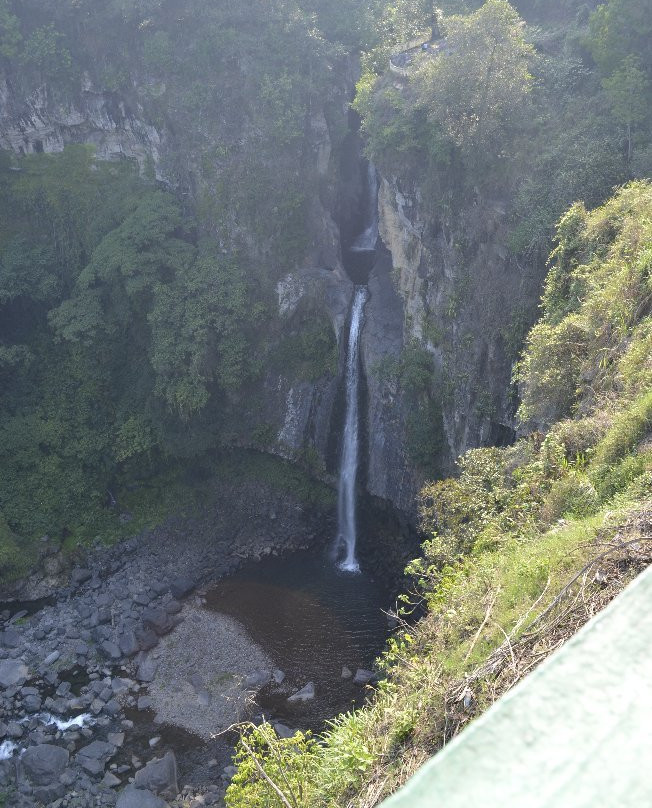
[351, 162, 379, 253]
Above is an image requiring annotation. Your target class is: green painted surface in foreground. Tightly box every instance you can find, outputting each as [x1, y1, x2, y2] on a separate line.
[381, 565, 652, 808]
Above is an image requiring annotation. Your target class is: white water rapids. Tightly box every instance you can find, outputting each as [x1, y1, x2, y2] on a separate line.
[0, 713, 94, 761]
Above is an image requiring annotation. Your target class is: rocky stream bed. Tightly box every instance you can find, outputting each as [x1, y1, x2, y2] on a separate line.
[0, 482, 388, 808]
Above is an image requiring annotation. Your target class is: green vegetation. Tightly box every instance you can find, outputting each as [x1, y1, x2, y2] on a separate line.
[0, 147, 267, 573]
[355, 0, 652, 257]
[226, 182, 652, 807]
[275, 311, 338, 382]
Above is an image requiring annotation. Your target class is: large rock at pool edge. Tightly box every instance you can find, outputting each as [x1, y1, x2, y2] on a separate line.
[135, 751, 178, 799]
[21, 744, 70, 785]
[117, 785, 168, 808]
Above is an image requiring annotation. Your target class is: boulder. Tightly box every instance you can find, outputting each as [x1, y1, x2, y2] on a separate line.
[21, 744, 70, 785]
[142, 608, 172, 636]
[118, 631, 140, 657]
[100, 641, 122, 660]
[23, 694, 42, 713]
[273, 723, 297, 739]
[117, 785, 168, 808]
[287, 682, 315, 703]
[2, 628, 21, 648]
[341, 666, 353, 679]
[169, 576, 195, 599]
[138, 696, 153, 711]
[135, 626, 159, 652]
[245, 670, 271, 689]
[136, 657, 158, 683]
[76, 740, 115, 775]
[134, 751, 178, 799]
[71, 568, 92, 587]
[353, 669, 375, 686]
[102, 771, 121, 788]
[0, 660, 28, 689]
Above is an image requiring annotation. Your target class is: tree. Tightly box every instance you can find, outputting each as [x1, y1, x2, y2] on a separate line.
[21, 23, 72, 80]
[0, 0, 21, 58]
[587, 0, 652, 78]
[602, 55, 650, 162]
[414, 0, 534, 159]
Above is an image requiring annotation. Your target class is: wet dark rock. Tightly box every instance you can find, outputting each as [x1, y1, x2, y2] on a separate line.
[21, 744, 70, 785]
[353, 668, 375, 685]
[134, 751, 178, 799]
[287, 682, 315, 703]
[273, 723, 296, 739]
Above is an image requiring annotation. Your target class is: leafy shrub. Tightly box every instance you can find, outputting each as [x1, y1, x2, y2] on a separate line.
[541, 471, 600, 522]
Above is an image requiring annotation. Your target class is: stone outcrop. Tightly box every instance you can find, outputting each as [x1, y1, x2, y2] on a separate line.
[377, 172, 545, 473]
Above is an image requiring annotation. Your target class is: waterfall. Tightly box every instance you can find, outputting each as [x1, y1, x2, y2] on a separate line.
[333, 159, 378, 573]
[351, 162, 379, 253]
[335, 286, 368, 573]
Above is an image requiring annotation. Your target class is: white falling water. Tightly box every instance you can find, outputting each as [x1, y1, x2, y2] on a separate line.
[351, 162, 379, 253]
[335, 287, 368, 573]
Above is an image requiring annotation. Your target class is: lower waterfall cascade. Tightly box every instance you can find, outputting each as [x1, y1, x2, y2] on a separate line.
[334, 286, 368, 572]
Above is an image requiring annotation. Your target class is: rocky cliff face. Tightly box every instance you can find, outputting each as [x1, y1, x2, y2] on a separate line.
[0, 76, 165, 172]
[377, 172, 546, 473]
